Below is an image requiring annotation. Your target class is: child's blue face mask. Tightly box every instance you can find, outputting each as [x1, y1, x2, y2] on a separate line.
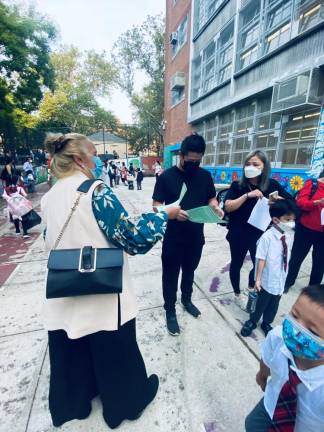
[91, 156, 103, 178]
[283, 314, 324, 361]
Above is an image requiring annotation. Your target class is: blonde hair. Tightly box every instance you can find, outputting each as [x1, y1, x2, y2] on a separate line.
[45, 133, 92, 179]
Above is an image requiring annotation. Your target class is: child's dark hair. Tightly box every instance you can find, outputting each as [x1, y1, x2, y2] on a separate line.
[300, 285, 324, 308]
[180, 134, 206, 156]
[269, 199, 298, 219]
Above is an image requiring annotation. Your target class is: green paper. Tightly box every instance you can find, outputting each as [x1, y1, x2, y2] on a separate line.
[187, 206, 227, 224]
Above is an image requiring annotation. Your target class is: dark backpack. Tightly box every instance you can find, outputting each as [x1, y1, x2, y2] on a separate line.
[216, 188, 230, 227]
[294, 179, 318, 200]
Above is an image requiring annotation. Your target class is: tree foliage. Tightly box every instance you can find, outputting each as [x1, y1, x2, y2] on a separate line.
[0, 0, 56, 150]
[112, 14, 165, 155]
[35, 46, 118, 136]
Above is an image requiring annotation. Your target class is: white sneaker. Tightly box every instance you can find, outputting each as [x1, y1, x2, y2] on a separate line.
[233, 294, 247, 311]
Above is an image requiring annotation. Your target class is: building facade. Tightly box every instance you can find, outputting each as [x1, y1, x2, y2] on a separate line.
[164, 0, 193, 167]
[164, 0, 324, 193]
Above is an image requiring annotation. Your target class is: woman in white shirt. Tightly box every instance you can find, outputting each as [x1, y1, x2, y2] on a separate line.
[42, 133, 180, 429]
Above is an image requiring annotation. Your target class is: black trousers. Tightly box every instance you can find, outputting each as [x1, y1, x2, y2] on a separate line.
[286, 223, 324, 288]
[161, 239, 203, 312]
[250, 288, 281, 325]
[137, 181, 142, 190]
[48, 319, 155, 429]
[227, 227, 262, 294]
[10, 214, 28, 235]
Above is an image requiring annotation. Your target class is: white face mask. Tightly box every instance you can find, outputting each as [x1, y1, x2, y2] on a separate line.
[278, 221, 295, 232]
[244, 166, 262, 179]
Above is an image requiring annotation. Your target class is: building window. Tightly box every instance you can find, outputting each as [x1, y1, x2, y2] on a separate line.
[237, 1, 261, 70]
[298, 1, 324, 33]
[218, 21, 234, 84]
[203, 117, 217, 166]
[203, 41, 216, 93]
[234, 103, 255, 135]
[194, 0, 228, 36]
[263, 0, 293, 54]
[171, 87, 185, 107]
[172, 15, 188, 58]
[191, 55, 202, 100]
[191, 21, 234, 102]
[280, 109, 320, 167]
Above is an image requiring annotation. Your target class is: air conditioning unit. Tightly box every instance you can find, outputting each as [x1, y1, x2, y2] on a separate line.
[171, 72, 185, 90]
[170, 32, 178, 45]
[277, 75, 309, 102]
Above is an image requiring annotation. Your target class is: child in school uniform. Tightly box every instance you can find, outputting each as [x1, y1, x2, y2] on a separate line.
[241, 199, 297, 337]
[136, 168, 144, 190]
[245, 284, 324, 432]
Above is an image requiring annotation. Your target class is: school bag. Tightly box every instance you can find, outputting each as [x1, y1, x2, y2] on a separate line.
[294, 178, 318, 200]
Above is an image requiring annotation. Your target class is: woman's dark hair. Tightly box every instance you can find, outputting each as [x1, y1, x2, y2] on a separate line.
[300, 285, 324, 308]
[269, 199, 298, 219]
[240, 150, 271, 192]
[180, 134, 206, 156]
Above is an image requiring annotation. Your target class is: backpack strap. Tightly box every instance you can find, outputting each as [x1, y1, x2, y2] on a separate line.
[309, 179, 318, 199]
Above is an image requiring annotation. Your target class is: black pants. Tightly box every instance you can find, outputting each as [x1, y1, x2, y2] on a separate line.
[250, 288, 281, 325]
[10, 214, 28, 235]
[161, 239, 203, 312]
[286, 223, 324, 288]
[137, 181, 142, 190]
[108, 175, 115, 188]
[48, 319, 155, 429]
[227, 227, 262, 294]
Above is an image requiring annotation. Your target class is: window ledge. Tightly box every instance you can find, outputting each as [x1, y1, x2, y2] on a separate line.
[190, 78, 231, 105]
[171, 97, 185, 109]
[234, 20, 324, 77]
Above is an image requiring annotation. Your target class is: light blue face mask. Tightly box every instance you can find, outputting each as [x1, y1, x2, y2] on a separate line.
[91, 156, 103, 179]
[283, 314, 324, 361]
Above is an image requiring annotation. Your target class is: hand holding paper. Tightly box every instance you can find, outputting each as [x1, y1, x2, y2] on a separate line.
[248, 197, 271, 231]
[187, 206, 227, 224]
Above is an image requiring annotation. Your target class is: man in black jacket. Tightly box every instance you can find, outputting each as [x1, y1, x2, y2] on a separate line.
[153, 134, 223, 335]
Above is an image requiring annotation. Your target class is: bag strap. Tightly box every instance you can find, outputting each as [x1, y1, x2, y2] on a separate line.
[53, 179, 102, 250]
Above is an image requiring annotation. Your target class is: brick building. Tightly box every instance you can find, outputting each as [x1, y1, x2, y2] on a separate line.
[164, 0, 324, 193]
[164, 0, 193, 167]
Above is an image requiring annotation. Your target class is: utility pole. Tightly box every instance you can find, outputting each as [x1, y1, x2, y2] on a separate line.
[102, 127, 106, 155]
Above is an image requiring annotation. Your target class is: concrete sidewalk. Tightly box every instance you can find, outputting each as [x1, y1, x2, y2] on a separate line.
[0, 178, 312, 432]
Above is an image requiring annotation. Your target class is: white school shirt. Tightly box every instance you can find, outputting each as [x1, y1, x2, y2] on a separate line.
[255, 226, 294, 295]
[261, 325, 324, 432]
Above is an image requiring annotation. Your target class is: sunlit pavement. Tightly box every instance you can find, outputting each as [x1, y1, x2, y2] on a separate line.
[0, 178, 312, 432]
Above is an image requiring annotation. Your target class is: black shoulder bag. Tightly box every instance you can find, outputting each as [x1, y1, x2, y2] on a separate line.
[46, 179, 123, 299]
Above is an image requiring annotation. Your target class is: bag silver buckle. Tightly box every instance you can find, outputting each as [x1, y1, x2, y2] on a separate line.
[78, 247, 97, 273]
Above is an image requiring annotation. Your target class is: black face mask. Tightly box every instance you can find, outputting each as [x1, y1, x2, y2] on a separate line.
[182, 160, 200, 176]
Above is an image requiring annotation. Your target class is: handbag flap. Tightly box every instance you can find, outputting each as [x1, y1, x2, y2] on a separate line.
[48, 248, 124, 270]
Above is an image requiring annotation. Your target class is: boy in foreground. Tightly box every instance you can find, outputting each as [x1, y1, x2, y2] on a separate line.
[245, 284, 324, 431]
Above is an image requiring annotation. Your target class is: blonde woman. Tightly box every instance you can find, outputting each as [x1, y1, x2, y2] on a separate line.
[41, 133, 180, 429]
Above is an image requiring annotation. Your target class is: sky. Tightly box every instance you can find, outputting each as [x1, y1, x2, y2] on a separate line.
[33, 0, 165, 124]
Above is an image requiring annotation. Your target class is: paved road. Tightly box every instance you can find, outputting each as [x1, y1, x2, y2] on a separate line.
[0, 178, 312, 432]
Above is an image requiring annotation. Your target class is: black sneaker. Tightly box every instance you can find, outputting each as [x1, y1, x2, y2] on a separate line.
[261, 322, 273, 336]
[240, 320, 257, 337]
[166, 311, 180, 336]
[181, 299, 201, 318]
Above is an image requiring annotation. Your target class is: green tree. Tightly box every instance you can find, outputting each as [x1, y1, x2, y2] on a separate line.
[112, 14, 165, 155]
[0, 0, 56, 149]
[35, 46, 118, 137]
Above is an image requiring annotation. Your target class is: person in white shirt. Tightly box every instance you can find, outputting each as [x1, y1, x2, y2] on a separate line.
[241, 199, 297, 337]
[245, 284, 324, 432]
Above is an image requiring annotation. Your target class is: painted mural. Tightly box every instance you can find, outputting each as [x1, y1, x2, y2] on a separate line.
[164, 144, 311, 195]
[205, 166, 309, 195]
